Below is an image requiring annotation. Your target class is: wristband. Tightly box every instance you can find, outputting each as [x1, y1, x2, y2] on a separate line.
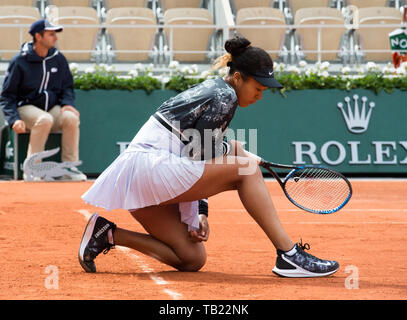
[222, 140, 231, 156]
[198, 199, 208, 217]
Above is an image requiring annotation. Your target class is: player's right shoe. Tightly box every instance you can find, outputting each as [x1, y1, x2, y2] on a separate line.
[78, 213, 116, 273]
[272, 239, 339, 278]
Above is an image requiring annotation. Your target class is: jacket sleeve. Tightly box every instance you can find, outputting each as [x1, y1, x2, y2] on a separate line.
[59, 55, 75, 107]
[0, 59, 22, 128]
[186, 95, 233, 160]
[191, 111, 226, 160]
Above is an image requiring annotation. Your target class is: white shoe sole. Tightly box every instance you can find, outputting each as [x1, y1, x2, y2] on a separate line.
[78, 213, 99, 271]
[272, 266, 339, 278]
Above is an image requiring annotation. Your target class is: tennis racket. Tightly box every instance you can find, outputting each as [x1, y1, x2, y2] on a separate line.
[245, 151, 352, 214]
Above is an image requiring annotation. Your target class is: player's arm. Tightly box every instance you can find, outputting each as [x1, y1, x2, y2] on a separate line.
[189, 214, 210, 243]
[226, 140, 261, 164]
[189, 199, 210, 242]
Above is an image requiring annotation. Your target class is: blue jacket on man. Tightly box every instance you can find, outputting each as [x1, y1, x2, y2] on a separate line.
[0, 41, 75, 128]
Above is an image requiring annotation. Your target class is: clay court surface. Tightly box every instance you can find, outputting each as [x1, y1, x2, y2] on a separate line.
[0, 179, 406, 300]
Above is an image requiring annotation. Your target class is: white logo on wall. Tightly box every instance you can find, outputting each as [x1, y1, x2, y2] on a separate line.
[5, 141, 13, 159]
[3, 141, 14, 170]
[292, 95, 407, 166]
[337, 95, 375, 134]
[23, 148, 82, 181]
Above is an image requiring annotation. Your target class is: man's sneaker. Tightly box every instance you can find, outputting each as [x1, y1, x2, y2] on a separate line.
[23, 173, 44, 182]
[60, 167, 87, 181]
[78, 213, 116, 273]
[272, 239, 339, 278]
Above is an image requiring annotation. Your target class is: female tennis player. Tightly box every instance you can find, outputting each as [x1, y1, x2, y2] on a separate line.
[79, 36, 339, 278]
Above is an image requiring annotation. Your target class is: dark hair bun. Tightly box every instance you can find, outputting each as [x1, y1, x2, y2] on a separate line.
[225, 36, 251, 56]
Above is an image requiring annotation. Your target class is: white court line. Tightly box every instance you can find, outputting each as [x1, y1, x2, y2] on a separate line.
[76, 209, 183, 300]
[163, 289, 183, 300]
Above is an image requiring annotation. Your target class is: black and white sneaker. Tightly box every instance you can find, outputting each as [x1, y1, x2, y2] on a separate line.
[272, 240, 339, 278]
[78, 213, 117, 273]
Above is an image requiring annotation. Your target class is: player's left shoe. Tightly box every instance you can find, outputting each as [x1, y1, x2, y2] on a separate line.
[78, 213, 116, 273]
[272, 239, 339, 278]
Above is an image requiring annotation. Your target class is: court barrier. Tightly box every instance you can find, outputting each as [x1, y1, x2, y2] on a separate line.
[1, 88, 406, 179]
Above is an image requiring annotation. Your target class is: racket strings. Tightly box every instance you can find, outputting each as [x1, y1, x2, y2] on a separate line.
[288, 178, 343, 211]
[284, 168, 350, 212]
[293, 170, 349, 209]
[288, 170, 349, 211]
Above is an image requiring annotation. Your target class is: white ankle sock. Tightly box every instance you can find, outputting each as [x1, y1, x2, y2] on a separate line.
[284, 245, 297, 256]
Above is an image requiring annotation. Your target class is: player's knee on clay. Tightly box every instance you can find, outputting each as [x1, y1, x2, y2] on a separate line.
[179, 257, 206, 272]
[177, 246, 207, 272]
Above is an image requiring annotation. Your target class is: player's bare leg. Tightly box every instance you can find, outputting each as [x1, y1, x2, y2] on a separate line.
[159, 143, 339, 278]
[160, 142, 295, 252]
[114, 205, 207, 272]
[112, 150, 293, 271]
[112, 141, 294, 269]
[79, 141, 338, 276]
[79, 205, 206, 272]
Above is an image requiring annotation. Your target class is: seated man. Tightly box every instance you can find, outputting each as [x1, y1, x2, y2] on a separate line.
[0, 19, 86, 181]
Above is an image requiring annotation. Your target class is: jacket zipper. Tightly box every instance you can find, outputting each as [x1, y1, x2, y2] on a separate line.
[44, 71, 50, 111]
[38, 52, 58, 111]
[38, 60, 47, 94]
[44, 91, 49, 112]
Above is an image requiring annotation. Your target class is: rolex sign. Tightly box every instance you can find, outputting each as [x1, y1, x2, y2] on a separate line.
[228, 89, 407, 174]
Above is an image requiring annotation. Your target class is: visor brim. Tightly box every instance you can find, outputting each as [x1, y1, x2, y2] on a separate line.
[251, 75, 284, 89]
[44, 26, 63, 32]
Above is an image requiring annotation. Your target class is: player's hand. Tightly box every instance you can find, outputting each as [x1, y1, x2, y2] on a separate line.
[61, 105, 80, 118]
[189, 214, 210, 242]
[12, 120, 26, 134]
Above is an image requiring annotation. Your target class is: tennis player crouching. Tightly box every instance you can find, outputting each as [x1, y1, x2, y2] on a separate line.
[79, 36, 339, 278]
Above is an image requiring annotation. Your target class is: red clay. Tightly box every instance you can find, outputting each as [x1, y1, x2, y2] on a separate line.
[0, 180, 406, 300]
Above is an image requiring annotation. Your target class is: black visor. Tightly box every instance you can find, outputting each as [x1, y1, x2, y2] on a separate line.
[245, 68, 283, 89]
[228, 61, 283, 89]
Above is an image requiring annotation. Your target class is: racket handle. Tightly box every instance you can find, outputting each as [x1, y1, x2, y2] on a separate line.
[244, 150, 263, 165]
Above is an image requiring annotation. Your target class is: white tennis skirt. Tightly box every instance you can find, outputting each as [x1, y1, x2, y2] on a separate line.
[81, 115, 206, 231]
